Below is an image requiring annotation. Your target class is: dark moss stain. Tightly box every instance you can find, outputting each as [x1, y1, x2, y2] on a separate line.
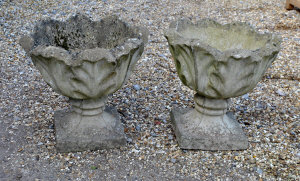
[31, 14, 142, 53]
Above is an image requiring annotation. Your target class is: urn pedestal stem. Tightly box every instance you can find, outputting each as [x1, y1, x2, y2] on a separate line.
[70, 97, 107, 116]
[194, 94, 230, 116]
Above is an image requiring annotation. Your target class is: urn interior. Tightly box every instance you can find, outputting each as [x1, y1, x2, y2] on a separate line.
[33, 14, 138, 53]
[175, 20, 273, 52]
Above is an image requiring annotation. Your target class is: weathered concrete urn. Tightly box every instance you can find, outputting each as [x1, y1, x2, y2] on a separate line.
[20, 14, 148, 152]
[165, 19, 281, 150]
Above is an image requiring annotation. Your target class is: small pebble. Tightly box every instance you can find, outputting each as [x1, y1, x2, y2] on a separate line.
[242, 94, 249, 99]
[49, 124, 54, 129]
[171, 158, 177, 163]
[126, 138, 133, 143]
[168, 135, 173, 140]
[256, 167, 263, 175]
[276, 89, 286, 96]
[133, 84, 141, 91]
[135, 125, 141, 131]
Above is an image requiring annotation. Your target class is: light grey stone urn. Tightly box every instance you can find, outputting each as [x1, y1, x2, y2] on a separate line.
[20, 14, 148, 152]
[165, 19, 281, 150]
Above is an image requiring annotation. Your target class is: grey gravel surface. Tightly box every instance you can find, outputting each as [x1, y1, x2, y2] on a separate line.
[0, 0, 299, 180]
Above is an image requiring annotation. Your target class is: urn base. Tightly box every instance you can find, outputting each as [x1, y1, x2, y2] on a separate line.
[170, 108, 248, 150]
[54, 107, 126, 152]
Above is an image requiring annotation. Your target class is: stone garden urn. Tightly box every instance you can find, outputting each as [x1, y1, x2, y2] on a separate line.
[20, 14, 148, 152]
[165, 19, 281, 150]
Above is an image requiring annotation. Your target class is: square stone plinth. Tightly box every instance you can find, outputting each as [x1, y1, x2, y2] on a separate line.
[54, 107, 126, 152]
[170, 108, 248, 150]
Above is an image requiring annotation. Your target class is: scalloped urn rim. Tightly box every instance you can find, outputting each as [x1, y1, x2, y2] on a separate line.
[20, 13, 149, 66]
[165, 18, 281, 62]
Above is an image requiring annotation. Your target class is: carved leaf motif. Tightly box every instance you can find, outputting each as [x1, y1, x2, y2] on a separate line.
[32, 55, 74, 97]
[32, 56, 58, 91]
[208, 56, 258, 98]
[30, 45, 144, 100]
[70, 59, 116, 99]
[192, 47, 216, 97]
[125, 46, 144, 82]
[171, 44, 196, 90]
[115, 46, 142, 90]
[251, 52, 278, 86]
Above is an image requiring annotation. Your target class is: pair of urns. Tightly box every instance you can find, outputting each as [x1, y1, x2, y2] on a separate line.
[20, 14, 281, 153]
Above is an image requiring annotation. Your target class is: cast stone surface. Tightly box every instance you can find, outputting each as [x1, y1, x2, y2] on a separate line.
[19, 13, 148, 152]
[165, 18, 281, 150]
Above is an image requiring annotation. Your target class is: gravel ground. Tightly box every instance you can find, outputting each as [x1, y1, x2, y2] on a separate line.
[0, 0, 299, 180]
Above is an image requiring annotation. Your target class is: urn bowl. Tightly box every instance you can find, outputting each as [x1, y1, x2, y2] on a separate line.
[165, 19, 281, 99]
[20, 14, 148, 100]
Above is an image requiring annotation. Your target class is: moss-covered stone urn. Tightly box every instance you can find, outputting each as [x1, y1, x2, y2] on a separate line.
[165, 18, 281, 150]
[20, 14, 148, 152]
